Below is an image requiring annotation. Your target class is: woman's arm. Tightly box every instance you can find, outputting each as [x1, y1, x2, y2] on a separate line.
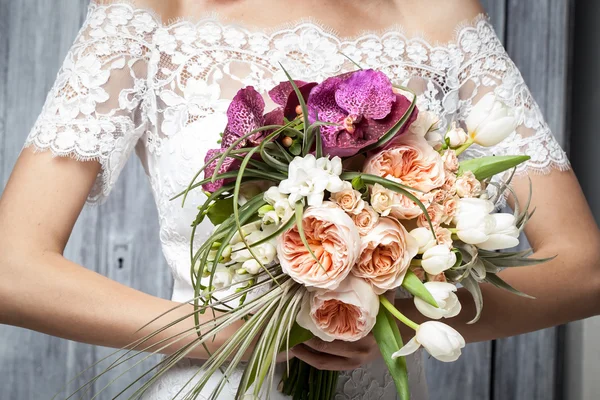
[0, 148, 243, 357]
[397, 170, 600, 343]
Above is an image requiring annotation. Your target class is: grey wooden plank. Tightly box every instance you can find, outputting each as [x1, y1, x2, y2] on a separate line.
[424, 3, 507, 399]
[0, 0, 173, 398]
[493, 1, 573, 399]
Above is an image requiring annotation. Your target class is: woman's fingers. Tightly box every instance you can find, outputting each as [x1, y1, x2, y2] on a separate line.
[290, 344, 358, 371]
[303, 335, 376, 358]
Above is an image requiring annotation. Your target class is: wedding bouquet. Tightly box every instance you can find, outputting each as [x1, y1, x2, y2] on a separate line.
[69, 66, 549, 400]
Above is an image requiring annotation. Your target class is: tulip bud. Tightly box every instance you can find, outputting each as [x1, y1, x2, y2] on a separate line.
[446, 123, 468, 147]
[466, 93, 518, 147]
[415, 282, 462, 319]
[477, 213, 520, 250]
[421, 245, 457, 275]
[392, 321, 465, 362]
[410, 227, 437, 254]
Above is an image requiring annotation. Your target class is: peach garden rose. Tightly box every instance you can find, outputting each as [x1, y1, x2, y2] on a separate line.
[296, 274, 379, 342]
[277, 202, 361, 290]
[353, 217, 419, 294]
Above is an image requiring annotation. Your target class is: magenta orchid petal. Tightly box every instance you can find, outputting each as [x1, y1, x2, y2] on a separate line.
[283, 82, 317, 120]
[307, 76, 347, 136]
[367, 93, 419, 140]
[335, 69, 396, 120]
[202, 148, 241, 192]
[268, 80, 308, 106]
[221, 87, 265, 149]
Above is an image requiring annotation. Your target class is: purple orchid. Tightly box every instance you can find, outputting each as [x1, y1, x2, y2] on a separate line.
[268, 80, 317, 121]
[307, 69, 418, 157]
[202, 148, 241, 193]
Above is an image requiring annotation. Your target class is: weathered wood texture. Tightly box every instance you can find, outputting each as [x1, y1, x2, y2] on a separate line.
[0, 1, 172, 399]
[424, 1, 572, 400]
[0, 1, 571, 399]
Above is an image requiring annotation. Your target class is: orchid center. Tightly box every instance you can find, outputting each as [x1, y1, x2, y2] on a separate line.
[344, 114, 362, 134]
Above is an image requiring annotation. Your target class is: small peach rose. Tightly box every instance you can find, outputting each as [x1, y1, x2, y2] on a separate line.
[330, 181, 365, 215]
[353, 217, 419, 294]
[278, 202, 361, 290]
[442, 150, 459, 172]
[417, 202, 445, 228]
[364, 134, 446, 193]
[427, 273, 448, 283]
[442, 173, 457, 197]
[456, 171, 482, 198]
[441, 196, 459, 225]
[435, 227, 453, 248]
[296, 275, 379, 342]
[370, 184, 395, 216]
[351, 204, 380, 235]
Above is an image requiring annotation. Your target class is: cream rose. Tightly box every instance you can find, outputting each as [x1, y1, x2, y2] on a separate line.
[353, 217, 418, 294]
[417, 202, 444, 228]
[441, 196, 459, 225]
[351, 204, 380, 235]
[442, 150, 459, 172]
[456, 171, 482, 198]
[363, 133, 446, 193]
[330, 181, 365, 215]
[277, 202, 361, 290]
[296, 275, 379, 342]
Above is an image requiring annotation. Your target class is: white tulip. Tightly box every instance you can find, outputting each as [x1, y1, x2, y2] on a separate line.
[410, 227, 437, 254]
[455, 211, 496, 245]
[477, 213, 520, 250]
[415, 282, 462, 319]
[466, 93, 518, 147]
[392, 321, 465, 362]
[446, 123, 469, 147]
[421, 245, 457, 275]
[455, 198, 495, 218]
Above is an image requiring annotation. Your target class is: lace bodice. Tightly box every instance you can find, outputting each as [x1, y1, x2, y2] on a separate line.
[22, 2, 570, 399]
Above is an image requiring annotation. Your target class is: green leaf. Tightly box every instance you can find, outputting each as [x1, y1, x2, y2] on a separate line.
[459, 155, 531, 180]
[280, 323, 313, 352]
[462, 275, 483, 324]
[373, 307, 410, 400]
[206, 197, 235, 225]
[289, 142, 302, 156]
[485, 273, 535, 299]
[279, 64, 311, 156]
[401, 271, 438, 308]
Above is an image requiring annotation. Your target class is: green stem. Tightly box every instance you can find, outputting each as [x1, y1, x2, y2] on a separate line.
[410, 259, 422, 267]
[454, 137, 474, 156]
[379, 295, 420, 331]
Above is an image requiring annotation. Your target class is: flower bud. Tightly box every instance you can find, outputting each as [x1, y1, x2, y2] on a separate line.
[421, 245, 457, 275]
[466, 93, 518, 147]
[446, 123, 469, 147]
[410, 227, 437, 254]
[242, 259, 262, 275]
[415, 282, 461, 319]
[393, 321, 465, 362]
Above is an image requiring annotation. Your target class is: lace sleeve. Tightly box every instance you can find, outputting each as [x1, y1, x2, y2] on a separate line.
[23, 2, 157, 204]
[456, 19, 570, 176]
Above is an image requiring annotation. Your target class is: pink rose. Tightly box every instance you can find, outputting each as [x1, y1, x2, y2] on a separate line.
[330, 181, 365, 215]
[442, 150, 459, 172]
[351, 204, 380, 235]
[417, 202, 445, 228]
[456, 171, 482, 198]
[441, 196, 459, 225]
[278, 202, 361, 290]
[296, 275, 379, 342]
[363, 134, 446, 193]
[353, 217, 418, 294]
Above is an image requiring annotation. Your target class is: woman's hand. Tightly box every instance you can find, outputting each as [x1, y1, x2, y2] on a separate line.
[290, 334, 380, 371]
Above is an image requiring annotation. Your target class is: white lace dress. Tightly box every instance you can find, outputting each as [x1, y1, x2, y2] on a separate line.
[22, 2, 570, 399]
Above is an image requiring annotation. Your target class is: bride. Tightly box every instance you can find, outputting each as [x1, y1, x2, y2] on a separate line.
[1, 0, 599, 399]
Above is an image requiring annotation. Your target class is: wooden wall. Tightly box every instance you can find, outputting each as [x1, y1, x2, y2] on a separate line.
[0, 1, 573, 399]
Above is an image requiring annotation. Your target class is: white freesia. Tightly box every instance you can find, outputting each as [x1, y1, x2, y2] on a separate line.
[466, 93, 518, 147]
[241, 259, 262, 275]
[278, 154, 345, 207]
[415, 282, 462, 319]
[200, 264, 233, 290]
[410, 227, 437, 254]
[296, 275, 379, 342]
[392, 321, 465, 362]
[263, 186, 295, 224]
[421, 245, 457, 275]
